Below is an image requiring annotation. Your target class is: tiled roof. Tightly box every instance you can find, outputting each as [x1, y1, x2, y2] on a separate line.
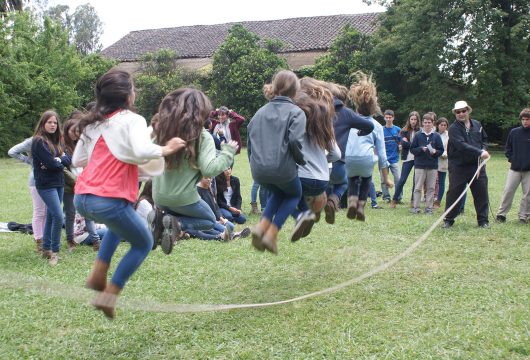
[101, 13, 381, 62]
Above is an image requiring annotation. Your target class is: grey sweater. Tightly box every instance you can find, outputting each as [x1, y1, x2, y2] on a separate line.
[247, 96, 307, 184]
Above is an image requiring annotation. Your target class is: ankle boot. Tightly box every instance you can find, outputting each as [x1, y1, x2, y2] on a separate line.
[250, 202, 261, 215]
[42, 249, 52, 259]
[324, 194, 340, 224]
[251, 217, 271, 252]
[92, 283, 121, 319]
[356, 200, 367, 222]
[389, 200, 397, 209]
[347, 195, 359, 219]
[262, 223, 279, 255]
[35, 239, 43, 253]
[66, 239, 76, 252]
[86, 259, 110, 292]
[433, 200, 441, 209]
[48, 252, 59, 266]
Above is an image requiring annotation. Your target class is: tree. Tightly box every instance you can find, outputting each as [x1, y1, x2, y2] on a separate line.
[363, 0, 529, 137]
[71, 3, 103, 55]
[0, 0, 24, 13]
[208, 24, 288, 120]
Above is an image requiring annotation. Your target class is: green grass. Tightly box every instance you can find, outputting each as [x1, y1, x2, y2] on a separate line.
[0, 151, 528, 359]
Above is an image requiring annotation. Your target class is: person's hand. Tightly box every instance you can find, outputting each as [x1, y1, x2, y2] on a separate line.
[481, 150, 490, 160]
[430, 148, 437, 155]
[422, 146, 427, 152]
[162, 137, 186, 156]
[54, 157, 62, 162]
[402, 137, 408, 142]
[385, 179, 394, 188]
[220, 217, 227, 224]
[217, 129, 224, 136]
[224, 140, 239, 151]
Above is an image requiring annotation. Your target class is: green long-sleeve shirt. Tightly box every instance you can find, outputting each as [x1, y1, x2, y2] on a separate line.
[153, 129, 236, 208]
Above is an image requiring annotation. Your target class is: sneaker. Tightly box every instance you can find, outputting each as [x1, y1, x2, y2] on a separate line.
[233, 227, 251, 239]
[442, 221, 453, 229]
[410, 208, 420, 214]
[147, 207, 164, 250]
[371, 204, 383, 209]
[161, 214, 181, 254]
[397, 200, 405, 205]
[496, 215, 506, 223]
[48, 252, 59, 266]
[478, 222, 490, 229]
[519, 219, 529, 225]
[375, 191, 383, 198]
[291, 211, 316, 242]
[424, 208, 433, 215]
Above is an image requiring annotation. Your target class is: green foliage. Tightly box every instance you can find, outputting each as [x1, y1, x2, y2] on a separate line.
[133, 49, 207, 119]
[364, 0, 529, 134]
[208, 24, 288, 119]
[0, 11, 114, 156]
[312, 25, 373, 87]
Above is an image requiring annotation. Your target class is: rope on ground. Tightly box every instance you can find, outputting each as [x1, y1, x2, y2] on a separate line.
[0, 157, 490, 314]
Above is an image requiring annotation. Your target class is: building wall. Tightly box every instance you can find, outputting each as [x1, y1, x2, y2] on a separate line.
[114, 50, 327, 74]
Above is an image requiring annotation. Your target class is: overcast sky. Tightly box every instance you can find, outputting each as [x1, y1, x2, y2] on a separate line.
[50, 0, 385, 48]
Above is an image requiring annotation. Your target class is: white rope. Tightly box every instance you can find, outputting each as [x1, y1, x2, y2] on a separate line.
[0, 157, 490, 314]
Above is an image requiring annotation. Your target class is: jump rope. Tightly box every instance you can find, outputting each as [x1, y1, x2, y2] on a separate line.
[0, 157, 490, 314]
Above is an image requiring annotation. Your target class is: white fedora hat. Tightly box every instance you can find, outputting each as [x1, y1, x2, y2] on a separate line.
[452, 100, 472, 113]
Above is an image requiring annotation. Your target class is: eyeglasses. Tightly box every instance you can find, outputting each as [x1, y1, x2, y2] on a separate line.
[455, 109, 467, 114]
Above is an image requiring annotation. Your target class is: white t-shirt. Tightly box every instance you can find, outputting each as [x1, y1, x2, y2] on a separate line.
[136, 199, 153, 221]
[223, 186, 233, 206]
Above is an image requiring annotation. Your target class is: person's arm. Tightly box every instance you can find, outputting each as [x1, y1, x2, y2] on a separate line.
[345, 110, 374, 136]
[448, 123, 484, 158]
[400, 131, 411, 150]
[228, 110, 245, 128]
[374, 125, 389, 170]
[8, 138, 33, 165]
[288, 109, 307, 165]
[381, 167, 393, 188]
[326, 141, 341, 163]
[504, 130, 513, 162]
[197, 132, 237, 177]
[409, 135, 423, 156]
[32, 139, 64, 171]
[431, 134, 444, 158]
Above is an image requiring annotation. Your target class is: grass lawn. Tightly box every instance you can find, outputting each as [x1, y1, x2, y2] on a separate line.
[0, 150, 528, 359]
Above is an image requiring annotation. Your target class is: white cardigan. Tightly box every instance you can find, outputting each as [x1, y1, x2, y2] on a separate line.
[73, 110, 165, 177]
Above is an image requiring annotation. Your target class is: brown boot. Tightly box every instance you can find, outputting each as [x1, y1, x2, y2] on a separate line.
[311, 193, 327, 223]
[433, 200, 441, 209]
[347, 195, 359, 219]
[91, 283, 121, 319]
[86, 259, 110, 292]
[66, 239, 76, 252]
[251, 217, 271, 252]
[324, 194, 340, 224]
[42, 249, 52, 259]
[261, 223, 279, 255]
[250, 202, 261, 215]
[356, 200, 367, 222]
[35, 239, 43, 253]
[92, 239, 100, 252]
[389, 200, 397, 209]
[48, 252, 59, 266]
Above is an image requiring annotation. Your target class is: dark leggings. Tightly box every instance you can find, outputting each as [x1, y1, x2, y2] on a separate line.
[348, 176, 372, 201]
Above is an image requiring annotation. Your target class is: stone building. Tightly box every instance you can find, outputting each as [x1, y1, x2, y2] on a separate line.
[101, 13, 381, 73]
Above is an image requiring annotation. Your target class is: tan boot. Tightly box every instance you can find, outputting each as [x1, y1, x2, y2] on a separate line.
[261, 223, 279, 255]
[356, 200, 367, 221]
[310, 193, 327, 223]
[389, 200, 397, 209]
[42, 249, 52, 259]
[250, 202, 261, 215]
[324, 194, 340, 224]
[86, 259, 110, 292]
[66, 239, 76, 252]
[433, 200, 441, 209]
[251, 217, 271, 252]
[91, 283, 121, 319]
[347, 195, 359, 219]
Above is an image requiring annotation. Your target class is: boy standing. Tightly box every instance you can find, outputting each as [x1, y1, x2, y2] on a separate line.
[381, 109, 401, 202]
[410, 113, 444, 214]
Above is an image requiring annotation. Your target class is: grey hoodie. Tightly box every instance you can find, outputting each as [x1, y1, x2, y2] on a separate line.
[247, 96, 306, 184]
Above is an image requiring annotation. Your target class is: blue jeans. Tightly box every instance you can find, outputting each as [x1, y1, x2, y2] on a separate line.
[219, 208, 247, 224]
[162, 199, 216, 231]
[262, 177, 302, 229]
[437, 171, 447, 202]
[74, 194, 152, 289]
[393, 161, 414, 202]
[369, 181, 377, 207]
[327, 161, 348, 199]
[251, 181, 269, 210]
[187, 222, 233, 240]
[382, 162, 401, 201]
[37, 187, 64, 253]
[81, 228, 107, 245]
[63, 192, 75, 241]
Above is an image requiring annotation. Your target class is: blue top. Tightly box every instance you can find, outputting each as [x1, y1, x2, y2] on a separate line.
[345, 115, 388, 170]
[383, 125, 401, 164]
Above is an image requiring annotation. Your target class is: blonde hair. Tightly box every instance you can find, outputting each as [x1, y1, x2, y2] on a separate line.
[349, 72, 381, 116]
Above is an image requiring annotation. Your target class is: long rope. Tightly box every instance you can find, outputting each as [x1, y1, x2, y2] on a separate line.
[0, 157, 490, 314]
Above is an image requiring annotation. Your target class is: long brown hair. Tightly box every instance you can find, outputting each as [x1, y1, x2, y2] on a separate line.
[297, 77, 336, 152]
[33, 110, 64, 156]
[401, 111, 421, 133]
[63, 111, 84, 154]
[348, 71, 381, 116]
[77, 70, 135, 137]
[156, 88, 212, 169]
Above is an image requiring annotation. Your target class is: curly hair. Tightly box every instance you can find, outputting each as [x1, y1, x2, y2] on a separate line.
[156, 88, 212, 169]
[348, 71, 381, 116]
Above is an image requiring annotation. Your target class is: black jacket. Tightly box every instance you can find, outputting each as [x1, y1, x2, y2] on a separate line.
[215, 176, 242, 210]
[399, 129, 417, 160]
[31, 138, 71, 189]
[505, 126, 530, 171]
[197, 186, 222, 220]
[447, 119, 487, 167]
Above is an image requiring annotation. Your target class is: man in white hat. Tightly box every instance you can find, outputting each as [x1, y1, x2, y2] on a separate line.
[443, 100, 490, 228]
